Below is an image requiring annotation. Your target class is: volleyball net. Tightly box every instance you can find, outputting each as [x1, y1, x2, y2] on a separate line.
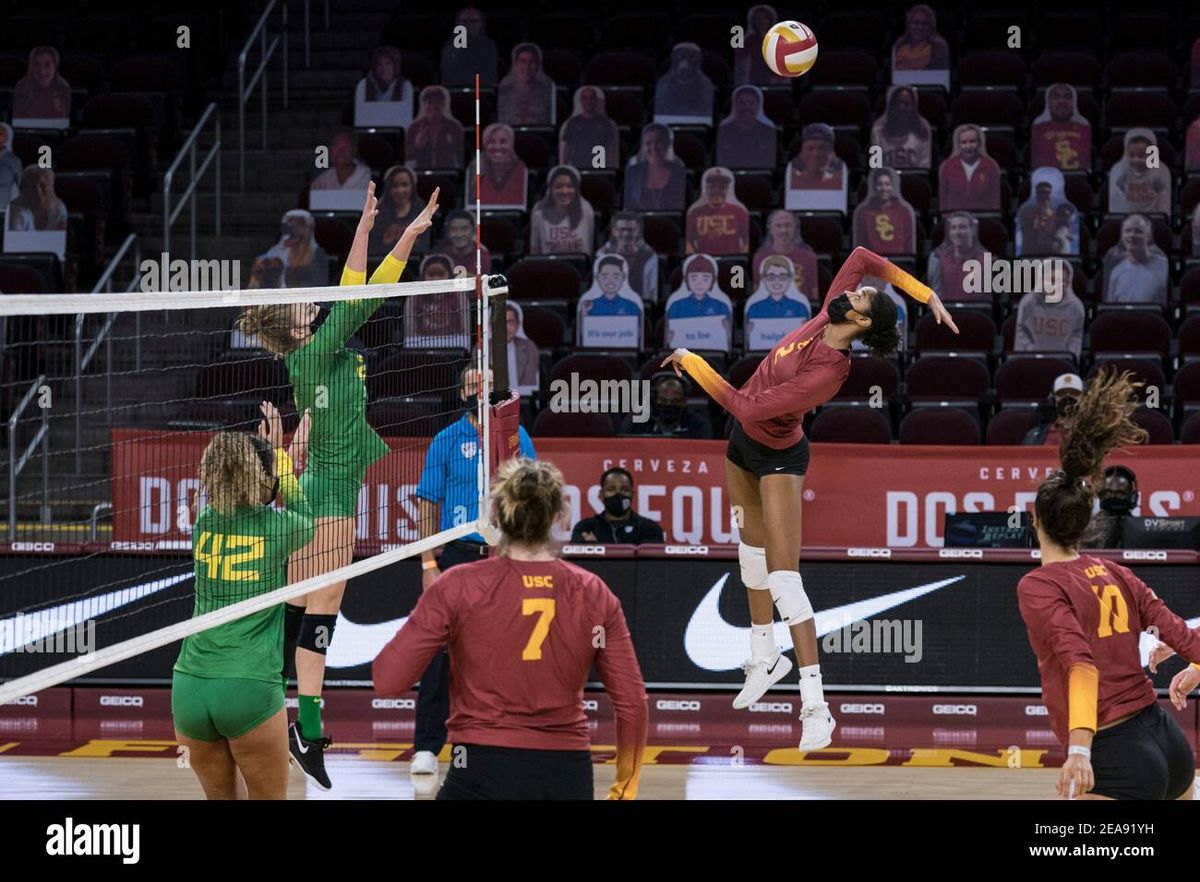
[0, 270, 515, 703]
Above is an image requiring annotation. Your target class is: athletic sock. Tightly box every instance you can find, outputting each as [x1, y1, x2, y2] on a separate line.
[799, 664, 825, 706]
[298, 694, 322, 740]
[750, 623, 775, 660]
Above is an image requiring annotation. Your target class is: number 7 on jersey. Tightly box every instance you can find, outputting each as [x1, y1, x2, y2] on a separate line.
[522, 598, 556, 660]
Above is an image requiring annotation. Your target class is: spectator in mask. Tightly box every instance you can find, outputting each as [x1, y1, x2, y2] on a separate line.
[1084, 465, 1138, 549]
[570, 467, 665, 545]
[1022, 373, 1083, 445]
[618, 375, 712, 439]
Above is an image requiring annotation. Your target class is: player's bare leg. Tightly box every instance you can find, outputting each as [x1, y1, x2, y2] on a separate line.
[176, 730, 238, 799]
[228, 708, 290, 800]
[761, 473, 834, 750]
[288, 515, 354, 789]
[727, 459, 793, 707]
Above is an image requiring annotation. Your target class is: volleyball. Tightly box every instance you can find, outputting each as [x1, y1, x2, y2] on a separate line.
[761, 21, 819, 78]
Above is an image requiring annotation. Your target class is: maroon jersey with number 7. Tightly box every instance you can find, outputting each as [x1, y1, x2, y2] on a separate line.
[373, 556, 648, 799]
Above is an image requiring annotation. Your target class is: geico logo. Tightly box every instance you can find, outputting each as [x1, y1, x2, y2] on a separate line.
[932, 704, 977, 716]
[665, 545, 709, 555]
[847, 547, 891, 558]
[1025, 705, 1049, 716]
[938, 548, 983, 559]
[371, 698, 415, 710]
[99, 695, 144, 707]
[581, 699, 599, 711]
[1122, 550, 1167, 561]
[748, 702, 793, 713]
[112, 541, 155, 551]
[12, 542, 54, 552]
[562, 545, 606, 555]
[5, 696, 37, 706]
[840, 703, 885, 715]
[655, 699, 701, 711]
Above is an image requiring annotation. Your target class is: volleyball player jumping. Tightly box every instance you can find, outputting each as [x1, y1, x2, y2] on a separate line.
[237, 182, 440, 788]
[172, 402, 312, 799]
[1019, 369, 1200, 800]
[662, 246, 957, 750]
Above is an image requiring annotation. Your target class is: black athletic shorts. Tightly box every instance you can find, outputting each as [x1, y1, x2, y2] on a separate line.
[436, 743, 594, 800]
[1090, 702, 1194, 800]
[726, 422, 811, 478]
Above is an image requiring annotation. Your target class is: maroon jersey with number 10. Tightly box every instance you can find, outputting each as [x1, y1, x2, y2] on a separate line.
[373, 555, 648, 799]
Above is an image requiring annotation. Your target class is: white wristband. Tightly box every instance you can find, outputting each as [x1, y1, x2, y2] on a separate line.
[1067, 745, 1091, 759]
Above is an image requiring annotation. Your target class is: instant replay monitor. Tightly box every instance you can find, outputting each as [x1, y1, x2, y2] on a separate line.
[943, 511, 1032, 548]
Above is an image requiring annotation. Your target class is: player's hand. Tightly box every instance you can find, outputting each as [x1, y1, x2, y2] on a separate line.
[1169, 666, 1200, 710]
[258, 400, 285, 450]
[288, 408, 311, 470]
[405, 187, 440, 239]
[660, 348, 692, 378]
[926, 292, 959, 335]
[1148, 641, 1175, 673]
[356, 181, 379, 234]
[1057, 753, 1094, 799]
[422, 565, 440, 591]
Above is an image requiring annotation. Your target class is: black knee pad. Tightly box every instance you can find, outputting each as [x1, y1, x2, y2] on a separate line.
[282, 603, 305, 678]
[297, 613, 337, 655]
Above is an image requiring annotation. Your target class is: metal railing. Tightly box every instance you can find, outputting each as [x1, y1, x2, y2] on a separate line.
[302, 0, 331, 68]
[163, 101, 222, 264]
[238, 0, 288, 190]
[74, 234, 141, 473]
[8, 374, 49, 541]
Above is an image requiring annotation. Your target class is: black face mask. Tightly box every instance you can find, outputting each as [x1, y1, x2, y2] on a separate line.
[264, 477, 280, 505]
[603, 493, 632, 518]
[1056, 396, 1078, 419]
[464, 394, 480, 414]
[653, 403, 684, 424]
[1099, 495, 1137, 515]
[826, 292, 854, 324]
[310, 304, 328, 335]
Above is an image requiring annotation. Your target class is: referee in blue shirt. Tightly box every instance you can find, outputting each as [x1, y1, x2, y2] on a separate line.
[410, 365, 536, 780]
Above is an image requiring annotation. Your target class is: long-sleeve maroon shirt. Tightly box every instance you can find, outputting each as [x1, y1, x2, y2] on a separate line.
[1018, 555, 1200, 744]
[372, 555, 648, 799]
[682, 246, 933, 448]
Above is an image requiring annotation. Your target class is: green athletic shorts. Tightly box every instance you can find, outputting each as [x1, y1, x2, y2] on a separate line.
[171, 671, 284, 742]
[300, 465, 365, 519]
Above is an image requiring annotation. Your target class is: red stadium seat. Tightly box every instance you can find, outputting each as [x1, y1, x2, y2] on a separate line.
[809, 405, 892, 443]
[371, 352, 466, 401]
[1172, 362, 1200, 414]
[994, 355, 1077, 401]
[986, 408, 1039, 445]
[905, 355, 990, 400]
[602, 89, 645, 127]
[809, 50, 877, 88]
[915, 311, 996, 354]
[727, 354, 764, 389]
[541, 50, 582, 88]
[899, 408, 981, 445]
[949, 91, 1023, 129]
[1178, 315, 1200, 360]
[520, 306, 566, 350]
[1037, 13, 1099, 52]
[195, 355, 291, 404]
[314, 217, 354, 263]
[640, 214, 683, 256]
[837, 355, 901, 401]
[583, 51, 656, 87]
[1103, 92, 1178, 132]
[1181, 412, 1200, 444]
[1032, 51, 1102, 90]
[957, 52, 1026, 91]
[1087, 357, 1166, 394]
[549, 353, 632, 387]
[800, 91, 872, 130]
[1132, 407, 1174, 445]
[506, 258, 582, 300]
[1106, 52, 1178, 91]
[367, 397, 454, 437]
[532, 410, 616, 437]
[1088, 311, 1171, 356]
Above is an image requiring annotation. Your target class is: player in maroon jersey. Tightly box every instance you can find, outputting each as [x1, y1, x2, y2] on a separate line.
[661, 246, 958, 750]
[1018, 368, 1200, 800]
[372, 458, 648, 799]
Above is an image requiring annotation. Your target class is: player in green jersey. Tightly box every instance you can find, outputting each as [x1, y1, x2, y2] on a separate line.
[235, 183, 441, 787]
[173, 402, 312, 799]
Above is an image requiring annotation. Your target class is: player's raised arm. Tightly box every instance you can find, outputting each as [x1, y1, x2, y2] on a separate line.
[827, 246, 958, 334]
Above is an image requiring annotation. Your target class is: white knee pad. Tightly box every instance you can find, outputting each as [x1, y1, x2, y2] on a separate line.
[768, 570, 813, 625]
[739, 543, 769, 590]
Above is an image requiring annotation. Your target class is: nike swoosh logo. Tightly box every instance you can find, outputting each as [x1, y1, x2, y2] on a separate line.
[684, 573, 966, 672]
[326, 611, 410, 669]
[0, 571, 193, 657]
[1139, 615, 1200, 668]
[292, 728, 309, 754]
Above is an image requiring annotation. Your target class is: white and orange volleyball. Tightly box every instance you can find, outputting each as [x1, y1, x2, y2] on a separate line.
[761, 21, 818, 78]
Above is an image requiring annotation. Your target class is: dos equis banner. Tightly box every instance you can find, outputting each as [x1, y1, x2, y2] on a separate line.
[109, 430, 1200, 549]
